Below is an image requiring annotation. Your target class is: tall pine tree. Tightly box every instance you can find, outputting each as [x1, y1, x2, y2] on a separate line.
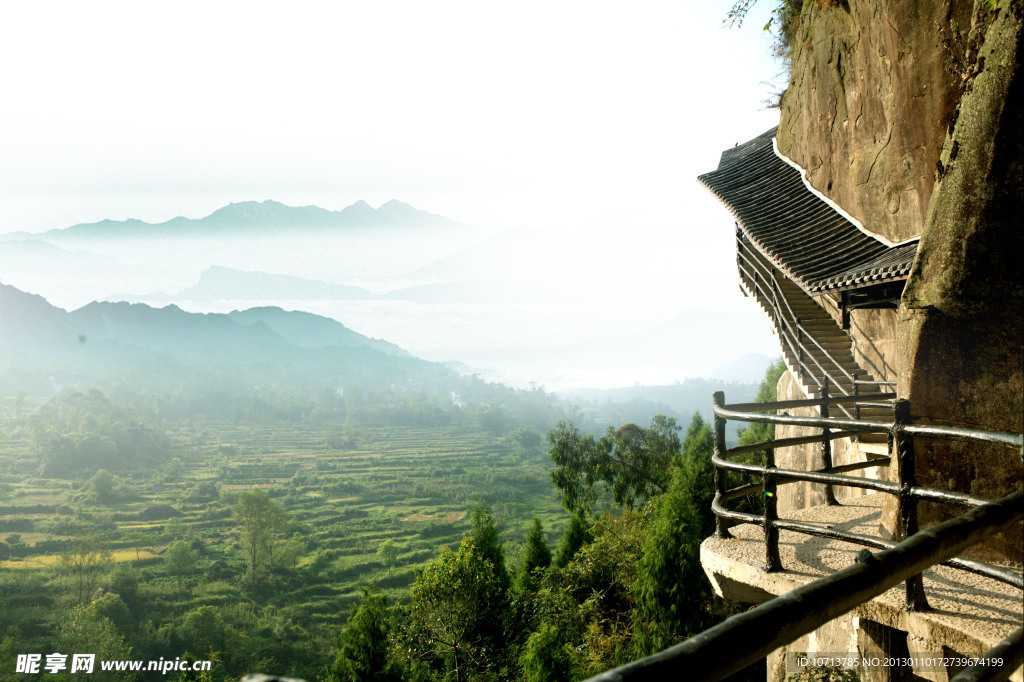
[329, 586, 401, 682]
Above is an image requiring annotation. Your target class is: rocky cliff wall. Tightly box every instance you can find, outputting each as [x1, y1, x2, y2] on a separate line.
[774, 0, 1021, 560]
[898, 0, 1023, 561]
[776, 0, 986, 243]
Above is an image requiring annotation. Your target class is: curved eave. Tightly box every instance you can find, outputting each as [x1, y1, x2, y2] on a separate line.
[698, 128, 918, 296]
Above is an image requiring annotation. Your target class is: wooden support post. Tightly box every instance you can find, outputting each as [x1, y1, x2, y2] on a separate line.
[820, 381, 839, 505]
[853, 373, 860, 420]
[797, 325, 803, 366]
[763, 443, 782, 572]
[893, 399, 930, 611]
[713, 391, 733, 539]
[852, 373, 862, 443]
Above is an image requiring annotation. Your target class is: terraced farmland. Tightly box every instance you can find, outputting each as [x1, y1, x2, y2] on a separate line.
[0, 420, 566, 679]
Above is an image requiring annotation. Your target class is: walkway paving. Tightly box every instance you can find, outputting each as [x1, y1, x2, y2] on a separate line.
[700, 493, 1023, 668]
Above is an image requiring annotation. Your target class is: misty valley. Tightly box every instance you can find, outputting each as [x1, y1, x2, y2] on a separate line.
[0, 201, 774, 681]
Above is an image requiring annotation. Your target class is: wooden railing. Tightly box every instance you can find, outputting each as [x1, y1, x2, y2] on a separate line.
[587, 392, 1023, 682]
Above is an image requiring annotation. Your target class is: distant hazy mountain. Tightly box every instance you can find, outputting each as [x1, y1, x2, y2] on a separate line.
[706, 352, 776, 383]
[0, 283, 81, 351]
[412, 227, 546, 280]
[0, 283, 147, 393]
[383, 279, 532, 305]
[0, 283, 452, 397]
[0, 239, 127, 272]
[226, 307, 409, 357]
[156, 266, 373, 302]
[68, 300, 295, 365]
[14, 199, 465, 241]
[564, 377, 759, 423]
[0, 240, 161, 300]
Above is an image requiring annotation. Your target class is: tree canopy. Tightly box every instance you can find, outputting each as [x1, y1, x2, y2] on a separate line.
[404, 536, 509, 682]
[548, 415, 681, 515]
[234, 488, 288, 586]
[329, 587, 401, 682]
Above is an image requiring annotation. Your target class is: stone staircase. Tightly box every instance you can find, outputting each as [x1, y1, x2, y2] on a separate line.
[736, 243, 893, 443]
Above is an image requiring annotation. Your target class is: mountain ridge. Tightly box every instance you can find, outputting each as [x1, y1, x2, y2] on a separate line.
[0, 283, 449, 397]
[8, 199, 465, 240]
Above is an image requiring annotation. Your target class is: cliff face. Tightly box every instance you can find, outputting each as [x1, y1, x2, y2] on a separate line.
[898, 0, 1023, 559]
[775, 0, 1022, 560]
[776, 0, 984, 243]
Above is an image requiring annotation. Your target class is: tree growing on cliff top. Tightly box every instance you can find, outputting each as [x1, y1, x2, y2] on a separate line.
[726, 0, 805, 60]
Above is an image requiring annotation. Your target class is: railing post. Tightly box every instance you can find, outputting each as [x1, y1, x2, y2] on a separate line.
[713, 391, 733, 539]
[763, 443, 782, 572]
[893, 399, 930, 611]
[797, 324, 803, 366]
[820, 381, 839, 505]
[853, 373, 860, 420]
[852, 373, 861, 443]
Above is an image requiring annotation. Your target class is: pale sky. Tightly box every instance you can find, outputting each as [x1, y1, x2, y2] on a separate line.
[0, 1, 786, 387]
[0, 0, 781, 235]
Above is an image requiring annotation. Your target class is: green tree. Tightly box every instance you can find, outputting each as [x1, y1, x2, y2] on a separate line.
[548, 415, 681, 515]
[234, 488, 288, 585]
[376, 539, 399, 576]
[547, 422, 601, 514]
[123, 530, 150, 566]
[521, 517, 552, 576]
[89, 592, 133, 639]
[630, 409, 722, 655]
[556, 510, 649, 673]
[329, 586, 401, 682]
[181, 606, 224, 658]
[519, 621, 584, 682]
[680, 413, 717, 539]
[468, 502, 509, 593]
[278, 533, 306, 572]
[736, 358, 787, 449]
[631, 464, 716, 656]
[58, 536, 113, 604]
[89, 469, 121, 504]
[57, 602, 135, 680]
[733, 358, 787, 515]
[105, 564, 142, 616]
[555, 513, 592, 568]
[165, 540, 197, 590]
[166, 456, 184, 481]
[404, 537, 508, 682]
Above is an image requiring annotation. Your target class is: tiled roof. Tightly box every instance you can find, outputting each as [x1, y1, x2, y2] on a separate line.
[698, 127, 917, 294]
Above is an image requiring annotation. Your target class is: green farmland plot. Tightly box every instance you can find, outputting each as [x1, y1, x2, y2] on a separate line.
[0, 421, 566, 680]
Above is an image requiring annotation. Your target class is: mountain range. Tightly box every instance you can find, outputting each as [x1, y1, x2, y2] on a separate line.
[131, 266, 375, 303]
[0, 283, 449, 397]
[2, 199, 464, 241]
